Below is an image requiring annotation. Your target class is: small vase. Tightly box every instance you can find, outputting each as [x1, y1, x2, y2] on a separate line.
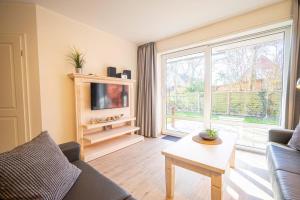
[75, 68, 82, 74]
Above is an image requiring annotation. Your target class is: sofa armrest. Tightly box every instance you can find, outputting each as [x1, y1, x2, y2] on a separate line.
[124, 196, 137, 200]
[59, 142, 80, 162]
[268, 128, 294, 144]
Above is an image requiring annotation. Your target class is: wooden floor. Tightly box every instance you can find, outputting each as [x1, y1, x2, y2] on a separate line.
[89, 136, 273, 200]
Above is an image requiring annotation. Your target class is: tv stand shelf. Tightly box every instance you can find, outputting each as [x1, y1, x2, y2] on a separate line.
[83, 125, 140, 144]
[84, 134, 143, 162]
[82, 117, 136, 130]
[69, 73, 143, 162]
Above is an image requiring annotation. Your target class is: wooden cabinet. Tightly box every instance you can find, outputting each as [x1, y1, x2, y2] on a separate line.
[69, 73, 143, 162]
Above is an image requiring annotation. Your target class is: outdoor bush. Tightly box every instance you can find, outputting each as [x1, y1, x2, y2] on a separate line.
[230, 93, 245, 115]
[267, 92, 281, 119]
[245, 92, 264, 117]
[212, 93, 227, 114]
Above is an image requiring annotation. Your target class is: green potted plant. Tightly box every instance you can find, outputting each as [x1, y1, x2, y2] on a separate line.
[68, 47, 85, 73]
[199, 128, 218, 140]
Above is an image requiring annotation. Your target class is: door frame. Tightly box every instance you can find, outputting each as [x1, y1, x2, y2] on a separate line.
[161, 46, 209, 136]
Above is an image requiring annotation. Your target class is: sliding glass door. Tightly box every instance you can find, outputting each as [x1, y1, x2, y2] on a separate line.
[162, 26, 290, 149]
[211, 32, 285, 149]
[163, 48, 206, 135]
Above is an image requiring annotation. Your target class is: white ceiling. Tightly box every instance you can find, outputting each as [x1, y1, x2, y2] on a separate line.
[12, 0, 283, 44]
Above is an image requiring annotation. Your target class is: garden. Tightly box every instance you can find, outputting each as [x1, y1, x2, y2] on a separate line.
[167, 90, 281, 125]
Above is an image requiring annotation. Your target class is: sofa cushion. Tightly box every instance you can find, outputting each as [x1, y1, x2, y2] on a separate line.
[288, 124, 300, 150]
[63, 160, 134, 200]
[0, 131, 81, 200]
[274, 170, 300, 200]
[267, 143, 300, 174]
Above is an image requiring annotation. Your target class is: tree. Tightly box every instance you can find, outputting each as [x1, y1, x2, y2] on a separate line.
[166, 54, 205, 114]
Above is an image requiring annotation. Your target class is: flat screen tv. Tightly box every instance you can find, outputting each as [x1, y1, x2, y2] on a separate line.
[91, 83, 129, 110]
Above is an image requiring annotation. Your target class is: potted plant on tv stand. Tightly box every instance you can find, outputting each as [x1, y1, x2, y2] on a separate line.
[68, 47, 85, 74]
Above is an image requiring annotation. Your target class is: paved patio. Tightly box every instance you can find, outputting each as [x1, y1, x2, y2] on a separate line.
[166, 119, 279, 149]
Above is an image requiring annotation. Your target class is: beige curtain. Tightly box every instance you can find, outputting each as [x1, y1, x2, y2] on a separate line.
[293, 0, 300, 128]
[136, 42, 157, 137]
[283, 0, 300, 129]
[286, 0, 300, 129]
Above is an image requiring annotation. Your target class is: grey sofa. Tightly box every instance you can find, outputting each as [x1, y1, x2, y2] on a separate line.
[267, 129, 300, 200]
[58, 142, 135, 200]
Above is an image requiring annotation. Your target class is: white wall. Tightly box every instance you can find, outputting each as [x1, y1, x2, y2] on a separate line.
[156, 0, 292, 53]
[36, 6, 137, 143]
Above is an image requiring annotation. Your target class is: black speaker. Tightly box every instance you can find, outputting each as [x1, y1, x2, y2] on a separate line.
[107, 67, 116, 77]
[116, 73, 122, 78]
[123, 70, 131, 79]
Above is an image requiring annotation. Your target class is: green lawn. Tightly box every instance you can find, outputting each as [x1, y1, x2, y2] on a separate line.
[174, 111, 203, 119]
[243, 116, 278, 125]
[167, 111, 278, 125]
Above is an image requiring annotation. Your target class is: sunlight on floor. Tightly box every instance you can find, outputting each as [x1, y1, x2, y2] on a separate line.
[228, 170, 272, 200]
[239, 168, 272, 191]
[237, 155, 268, 170]
[90, 138, 273, 200]
[226, 186, 239, 200]
[225, 150, 273, 200]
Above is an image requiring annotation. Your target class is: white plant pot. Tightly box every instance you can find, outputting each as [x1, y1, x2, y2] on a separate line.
[75, 68, 82, 74]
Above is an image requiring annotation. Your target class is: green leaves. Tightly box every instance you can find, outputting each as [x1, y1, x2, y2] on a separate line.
[206, 129, 218, 138]
[68, 47, 85, 69]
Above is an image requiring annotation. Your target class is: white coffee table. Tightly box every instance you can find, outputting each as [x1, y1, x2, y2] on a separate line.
[162, 133, 236, 200]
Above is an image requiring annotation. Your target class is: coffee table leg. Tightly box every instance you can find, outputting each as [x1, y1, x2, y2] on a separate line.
[211, 174, 222, 200]
[165, 157, 175, 199]
[230, 147, 236, 168]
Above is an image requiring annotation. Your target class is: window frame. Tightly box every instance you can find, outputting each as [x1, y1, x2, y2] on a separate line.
[161, 25, 291, 138]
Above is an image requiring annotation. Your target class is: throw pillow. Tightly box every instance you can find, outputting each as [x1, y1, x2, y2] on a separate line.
[288, 124, 300, 151]
[0, 131, 81, 200]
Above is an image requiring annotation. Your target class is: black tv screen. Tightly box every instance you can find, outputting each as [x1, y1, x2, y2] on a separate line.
[91, 83, 129, 110]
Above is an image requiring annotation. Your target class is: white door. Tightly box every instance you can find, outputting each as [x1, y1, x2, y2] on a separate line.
[0, 34, 28, 153]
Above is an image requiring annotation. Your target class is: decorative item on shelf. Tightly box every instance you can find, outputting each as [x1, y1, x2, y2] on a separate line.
[113, 114, 124, 120]
[68, 47, 85, 74]
[106, 114, 124, 122]
[198, 128, 218, 141]
[107, 67, 117, 77]
[116, 73, 127, 79]
[103, 125, 112, 130]
[90, 118, 106, 124]
[106, 116, 114, 122]
[123, 70, 131, 79]
[89, 114, 124, 125]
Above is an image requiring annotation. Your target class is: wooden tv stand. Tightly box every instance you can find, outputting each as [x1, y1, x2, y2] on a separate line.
[69, 73, 144, 162]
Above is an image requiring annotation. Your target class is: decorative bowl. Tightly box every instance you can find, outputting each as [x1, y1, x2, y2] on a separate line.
[198, 131, 218, 141]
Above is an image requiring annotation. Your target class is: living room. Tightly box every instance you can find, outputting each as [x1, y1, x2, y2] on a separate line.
[0, 0, 299, 200]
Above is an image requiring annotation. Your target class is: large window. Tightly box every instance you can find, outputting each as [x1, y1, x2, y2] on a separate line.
[162, 27, 290, 149]
[211, 33, 284, 149]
